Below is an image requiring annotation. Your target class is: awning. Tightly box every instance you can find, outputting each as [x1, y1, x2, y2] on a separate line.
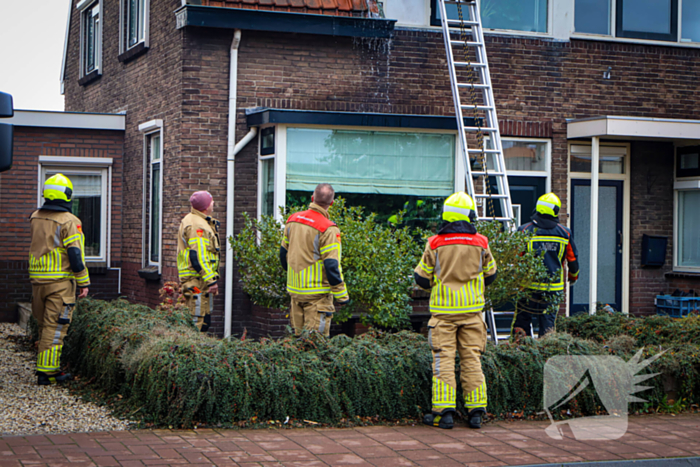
[567, 115, 700, 140]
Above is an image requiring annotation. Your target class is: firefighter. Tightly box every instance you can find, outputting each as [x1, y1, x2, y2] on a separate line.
[415, 192, 497, 429]
[29, 174, 90, 385]
[177, 191, 221, 332]
[279, 183, 350, 336]
[512, 192, 579, 339]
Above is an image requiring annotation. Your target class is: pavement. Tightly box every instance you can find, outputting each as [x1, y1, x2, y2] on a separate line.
[2, 414, 700, 467]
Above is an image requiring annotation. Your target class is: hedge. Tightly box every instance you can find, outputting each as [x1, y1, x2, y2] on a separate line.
[43, 299, 700, 428]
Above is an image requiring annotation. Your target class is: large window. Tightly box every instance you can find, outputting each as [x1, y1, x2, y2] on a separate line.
[80, 1, 101, 77]
[38, 157, 112, 262]
[575, 0, 698, 44]
[258, 126, 459, 223]
[432, 0, 549, 34]
[676, 190, 700, 270]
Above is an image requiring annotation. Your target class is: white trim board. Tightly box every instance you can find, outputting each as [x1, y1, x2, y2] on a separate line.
[7, 110, 125, 131]
[39, 156, 113, 167]
[567, 116, 700, 140]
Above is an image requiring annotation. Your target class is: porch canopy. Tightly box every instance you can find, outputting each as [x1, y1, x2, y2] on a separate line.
[566, 116, 700, 315]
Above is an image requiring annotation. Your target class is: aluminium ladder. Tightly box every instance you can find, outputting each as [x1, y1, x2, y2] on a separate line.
[437, 0, 515, 344]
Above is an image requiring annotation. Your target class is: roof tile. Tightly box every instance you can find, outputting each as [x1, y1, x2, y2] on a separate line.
[198, 0, 377, 16]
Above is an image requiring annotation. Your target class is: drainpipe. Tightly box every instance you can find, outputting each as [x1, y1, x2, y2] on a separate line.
[225, 30, 257, 338]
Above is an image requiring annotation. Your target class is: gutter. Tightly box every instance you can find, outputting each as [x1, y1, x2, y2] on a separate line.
[224, 30, 258, 339]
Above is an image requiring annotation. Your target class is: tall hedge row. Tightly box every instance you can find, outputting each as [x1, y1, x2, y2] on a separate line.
[54, 299, 700, 428]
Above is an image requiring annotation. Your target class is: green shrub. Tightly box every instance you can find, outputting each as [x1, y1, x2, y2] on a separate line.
[61, 299, 700, 428]
[230, 199, 425, 329]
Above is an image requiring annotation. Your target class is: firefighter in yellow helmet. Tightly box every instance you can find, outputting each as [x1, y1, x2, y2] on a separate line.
[177, 191, 221, 332]
[414, 192, 497, 429]
[29, 174, 90, 385]
[512, 192, 579, 339]
[280, 183, 350, 336]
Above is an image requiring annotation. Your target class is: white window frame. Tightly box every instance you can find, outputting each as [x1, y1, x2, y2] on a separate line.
[119, 0, 150, 54]
[258, 124, 464, 222]
[37, 156, 113, 264]
[77, 0, 102, 78]
[572, 0, 700, 48]
[499, 136, 552, 191]
[139, 120, 164, 272]
[672, 145, 700, 273]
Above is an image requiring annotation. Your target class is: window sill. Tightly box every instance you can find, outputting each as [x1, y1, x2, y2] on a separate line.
[118, 42, 148, 63]
[666, 271, 700, 279]
[138, 266, 161, 281]
[78, 69, 101, 87]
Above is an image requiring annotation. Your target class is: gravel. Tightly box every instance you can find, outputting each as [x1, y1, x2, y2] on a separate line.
[0, 322, 136, 436]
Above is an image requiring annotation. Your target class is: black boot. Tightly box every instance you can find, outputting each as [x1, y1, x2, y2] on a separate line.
[423, 411, 454, 429]
[467, 408, 486, 429]
[37, 371, 73, 386]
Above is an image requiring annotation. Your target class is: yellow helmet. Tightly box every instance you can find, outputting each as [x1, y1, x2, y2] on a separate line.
[442, 192, 475, 223]
[43, 173, 73, 202]
[536, 192, 561, 217]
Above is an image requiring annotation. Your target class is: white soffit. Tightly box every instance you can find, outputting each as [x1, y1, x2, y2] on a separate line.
[7, 110, 125, 131]
[567, 116, 700, 140]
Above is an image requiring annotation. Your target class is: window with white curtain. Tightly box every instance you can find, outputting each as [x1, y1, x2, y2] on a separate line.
[39, 167, 108, 261]
[147, 131, 162, 266]
[80, 1, 101, 76]
[120, 0, 149, 54]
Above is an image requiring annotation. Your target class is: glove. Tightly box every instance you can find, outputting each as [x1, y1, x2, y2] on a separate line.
[337, 298, 352, 306]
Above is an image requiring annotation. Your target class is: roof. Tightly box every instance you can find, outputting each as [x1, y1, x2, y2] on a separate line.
[189, 0, 380, 17]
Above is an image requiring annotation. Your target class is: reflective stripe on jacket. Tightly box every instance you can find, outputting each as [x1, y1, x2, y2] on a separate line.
[177, 209, 221, 285]
[29, 209, 90, 286]
[415, 224, 497, 314]
[281, 204, 349, 302]
[518, 218, 579, 292]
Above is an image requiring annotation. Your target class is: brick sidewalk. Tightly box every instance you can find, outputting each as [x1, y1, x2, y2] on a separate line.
[2, 414, 700, 467]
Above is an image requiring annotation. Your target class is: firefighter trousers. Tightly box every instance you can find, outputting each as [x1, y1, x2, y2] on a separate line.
[511, 291, 558, 339]
[32, 280, 76, 375]
[290, 295, 334, 337]
[428, 312, 488, 414]
[182, 278, 213, 332]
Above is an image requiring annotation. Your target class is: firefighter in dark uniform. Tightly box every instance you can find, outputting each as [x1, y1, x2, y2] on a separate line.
[29, 174, 90, 385]
[512, 192, 580, 339]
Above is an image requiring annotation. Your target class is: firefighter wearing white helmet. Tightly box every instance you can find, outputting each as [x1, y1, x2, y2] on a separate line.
[512, 192, 580, 340]
[414, 192, 497, 429]
[29, 173, 90, 385]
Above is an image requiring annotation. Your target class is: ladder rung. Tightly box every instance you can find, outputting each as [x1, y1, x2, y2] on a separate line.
[477, 217, 515, 222]
[471, 171, 506, 176]
[450, 40, 483, 47]
[446, 20, 479, 27]
[461, 105, 494, 110]
[464, 126, 498, 132]
[457, 83, 489, 89]
[475, 194, 509, 199]
[444, 0, 477, 4]
[467, 149, 500, 154]
[454, 62, 486, 67]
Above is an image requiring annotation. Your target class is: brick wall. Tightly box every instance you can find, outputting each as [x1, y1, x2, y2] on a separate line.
[63, 3, 700, 333]
[0, 126, 124, 321]
[63, 0, 186, 314]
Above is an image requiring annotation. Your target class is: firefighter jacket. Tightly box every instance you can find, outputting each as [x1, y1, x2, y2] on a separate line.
[29, 205, 90, 287]
[177, 209, 221, 286]
[280, 203, 349, 302]
[414, 221, 497, 314]
[518, 213, 580, 292]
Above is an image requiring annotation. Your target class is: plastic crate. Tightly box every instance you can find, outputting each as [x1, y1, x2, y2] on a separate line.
[655, 295, 700, 318]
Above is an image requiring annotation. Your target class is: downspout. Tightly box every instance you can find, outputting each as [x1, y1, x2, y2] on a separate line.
[225, 30, 257, 338]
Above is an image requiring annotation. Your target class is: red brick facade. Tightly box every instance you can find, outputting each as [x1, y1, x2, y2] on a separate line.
[0, 125, 124, 321]
[59, 0, 700, 335]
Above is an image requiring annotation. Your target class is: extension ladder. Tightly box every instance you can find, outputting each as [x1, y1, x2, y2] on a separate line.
[437, 0, 515, 344]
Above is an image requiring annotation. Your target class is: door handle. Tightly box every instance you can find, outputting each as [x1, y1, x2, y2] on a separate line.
[618, 230, 622, 253]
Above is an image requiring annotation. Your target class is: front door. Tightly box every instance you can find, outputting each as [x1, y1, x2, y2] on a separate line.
[570, 179, 623, 314]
